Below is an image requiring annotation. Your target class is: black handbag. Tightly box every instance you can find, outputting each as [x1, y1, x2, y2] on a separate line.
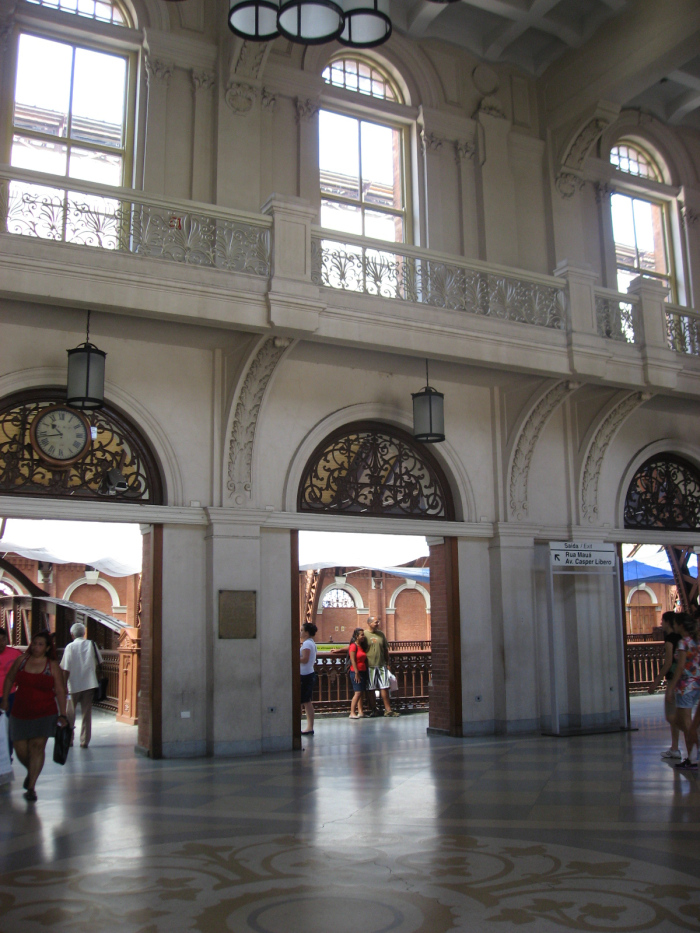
[92, 641, 108, 702]
[53, 722, 73, 765]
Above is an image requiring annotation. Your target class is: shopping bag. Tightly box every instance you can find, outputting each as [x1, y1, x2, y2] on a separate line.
[0, 713, 13, 785]
[53, 722, 74, 766]
[388, 671, 399, 695]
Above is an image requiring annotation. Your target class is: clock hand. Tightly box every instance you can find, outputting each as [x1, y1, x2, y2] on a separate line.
[38, 432, 64, 438]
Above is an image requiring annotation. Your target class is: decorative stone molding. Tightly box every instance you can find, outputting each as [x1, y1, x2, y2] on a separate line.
[192, 70, 215, 93]
[593, 181, 614, 204]
[509, 381, 579, 520]
[454, 138, 477, 163]
[475, 96, 506, 120]
[227, 337, 293, 505]
[555, 101, 620, 200]
[295, 97, 321, 122]
[226, 80, 256, 115]
[232, 40, 269, 80]
[680, 204, 699, 230]
[555, 171, 585, 199]
[580, 392, 650, 524]
[420, 130, 444, 154]
[145, 57, 173, 87]
[261, 88, 277, 112]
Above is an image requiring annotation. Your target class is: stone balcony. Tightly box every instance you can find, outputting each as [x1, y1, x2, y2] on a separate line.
[1, 166, 699, 395]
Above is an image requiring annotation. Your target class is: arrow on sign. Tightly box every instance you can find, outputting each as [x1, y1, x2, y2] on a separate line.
[554, 554, 561, 561]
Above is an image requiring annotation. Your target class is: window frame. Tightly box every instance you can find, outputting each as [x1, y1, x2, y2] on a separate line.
[602, 138, 684, 305]
[318, 56, 416, 245]
[8, 2, 140, 188]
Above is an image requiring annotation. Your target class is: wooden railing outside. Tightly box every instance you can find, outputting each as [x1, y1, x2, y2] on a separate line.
[313, 650, 430, 713]
[627, 641, 665, 692]
[388, 640, 431, 651]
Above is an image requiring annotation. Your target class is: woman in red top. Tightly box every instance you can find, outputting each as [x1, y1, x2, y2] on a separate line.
[1, 630, 67, 801]
[348, 627, 368, 719]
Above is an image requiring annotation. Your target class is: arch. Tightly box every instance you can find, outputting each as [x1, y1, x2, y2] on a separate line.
[389, 581, 430, 611]
[317, 581, 364, 611]
[0, 369, 180, 505]
[609, 140, 666, 184]
[322, 53, 404, 103]
[284, 403, 474, 522]
[0, 575, 26, 596]
[63, 575, 121, 609]
[297, 419, 454, 520]
[599, 111, 699, 188]
[626, 583, 658, 606]
[622, 450, 700, 532]
[616, 439, 700, 530]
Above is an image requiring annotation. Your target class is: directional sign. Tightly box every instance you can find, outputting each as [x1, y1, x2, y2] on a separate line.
[549, 541, 616, 569]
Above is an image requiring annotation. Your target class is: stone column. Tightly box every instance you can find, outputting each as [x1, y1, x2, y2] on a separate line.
[143, 57, 172, 197]
[295, 97, 321, 213]
[190, 70, 215, 203]
[627, 275, 679, 389]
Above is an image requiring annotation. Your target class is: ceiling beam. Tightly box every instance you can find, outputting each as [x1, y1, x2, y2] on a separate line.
[667, 87, 700, 124]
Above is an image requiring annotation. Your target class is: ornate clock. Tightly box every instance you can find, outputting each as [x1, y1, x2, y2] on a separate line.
[29, 405, 91, 467]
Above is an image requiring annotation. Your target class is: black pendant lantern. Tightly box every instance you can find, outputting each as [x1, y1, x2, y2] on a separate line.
[412, 359, 445, 443]
[277, 0, 344, 44]
[339, 0, 391, 47]
[228, 0, 280, 40]
[67, 311, 106, 410]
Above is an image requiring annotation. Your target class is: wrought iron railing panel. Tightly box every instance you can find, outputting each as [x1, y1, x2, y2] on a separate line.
[313, 650, 430, 712]
[626, 641, 665, 692]
[94, 649, 119, 713]
[624, 453, 700, 531]
[0, 170, 271, 278]
[595, 292, 636, 343]
[666, 304, 700, 356]
[311, 233, 566, 329]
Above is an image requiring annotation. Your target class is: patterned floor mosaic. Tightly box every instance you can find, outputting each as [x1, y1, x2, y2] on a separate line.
[1, 697, 699, 933]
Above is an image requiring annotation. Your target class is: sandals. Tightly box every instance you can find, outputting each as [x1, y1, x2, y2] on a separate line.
[301, 730, 314, 735]
[23, 789, 37, 801]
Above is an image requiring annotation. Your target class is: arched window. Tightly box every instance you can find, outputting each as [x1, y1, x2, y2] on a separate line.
[298, 421, 454, 520]
[624, 453, 700, 531]
[322, 588, 355, 608]
[319, 56, 408, 243]
[10, 0, 135, 200]
[608, 139, 674, 297]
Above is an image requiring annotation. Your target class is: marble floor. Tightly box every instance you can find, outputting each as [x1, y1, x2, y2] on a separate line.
[1, 696, 699, 933]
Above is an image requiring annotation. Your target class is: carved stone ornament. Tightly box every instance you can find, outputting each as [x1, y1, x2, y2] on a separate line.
[261, 88, 277, 111]
[420, 130, 444, 155]
[555, 171, 585, 199]
[295, 98, 321, 122]
[680, 204, 699, 230]
[233, 40, 269, 80]
[454, 138, 477, 163]
[509, 381, 579, 520]
[566, 118, 607, 171]
[594, 181, 614, 204]
[145, 57, 173, 87]
[580, 392, 649, 524]
[192, 70, 215, 93]
[227, 337, 293, 505]
[476, 96, 506, 119]
[226, 80, 256, 115]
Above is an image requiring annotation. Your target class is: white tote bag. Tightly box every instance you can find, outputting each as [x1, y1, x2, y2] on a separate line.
[0, 713, 13, 786]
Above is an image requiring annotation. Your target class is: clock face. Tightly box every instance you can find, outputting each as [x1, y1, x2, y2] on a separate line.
[30, 406, 91, 466]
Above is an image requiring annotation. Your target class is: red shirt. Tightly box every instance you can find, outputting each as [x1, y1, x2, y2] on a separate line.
[0, 645, 22, 694]
[349, 642, 368, 671]
[11, 658, 58, 719]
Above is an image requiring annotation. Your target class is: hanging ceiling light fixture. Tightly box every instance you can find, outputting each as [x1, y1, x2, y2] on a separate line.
[339, 0, 391, 48]
[66, 311, 106, 411]
[412, 359, 445, 444]
[228, 0, 281, 41]
[222, 0, 448, 47]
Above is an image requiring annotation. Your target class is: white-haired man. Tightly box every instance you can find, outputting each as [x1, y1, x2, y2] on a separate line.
[60, 622, 103, 748]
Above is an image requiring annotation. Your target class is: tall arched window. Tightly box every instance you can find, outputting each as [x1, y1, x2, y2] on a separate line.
[322, 588, 355, 608]
[319, 56, 408, 243]
[608, 140, 674, 297]
[624, 453, 700, 531]
[25, 0, 129, 26]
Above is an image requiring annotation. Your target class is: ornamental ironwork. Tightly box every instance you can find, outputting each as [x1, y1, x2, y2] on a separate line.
[298, 421, 454, 520]
[595, 295, 635, 343]
[0, 180, 270, 277]
[0, 390, 163, 503]
[667, 307, 700, 357]
[311, 236, 566, 330]
[624, 453, 700, 531]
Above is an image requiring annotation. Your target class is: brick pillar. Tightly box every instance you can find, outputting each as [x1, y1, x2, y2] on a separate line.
[137, 524, 162, 758]
[428, 536, 462, 736]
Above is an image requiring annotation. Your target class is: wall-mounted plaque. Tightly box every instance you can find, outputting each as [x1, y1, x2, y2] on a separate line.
[218, 590, 257, 639]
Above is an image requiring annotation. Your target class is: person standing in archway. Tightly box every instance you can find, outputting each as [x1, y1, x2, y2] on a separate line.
[60, 622, 103, 749]
[665, 612, 700, 771]
[300, 622, 318, 736]
[365, 618, 398, 717]
[0, 627, 21, 761]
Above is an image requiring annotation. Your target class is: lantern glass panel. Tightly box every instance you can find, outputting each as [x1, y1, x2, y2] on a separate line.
[67, 345, 106, 409]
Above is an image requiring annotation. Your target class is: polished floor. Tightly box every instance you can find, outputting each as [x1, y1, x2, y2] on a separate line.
[1, 697, 699, 933]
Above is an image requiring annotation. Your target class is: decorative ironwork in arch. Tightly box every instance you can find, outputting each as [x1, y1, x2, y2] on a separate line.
[298, 421, 454, 520]
[0, 388, 164, 504]
[624, 453, 700, 531]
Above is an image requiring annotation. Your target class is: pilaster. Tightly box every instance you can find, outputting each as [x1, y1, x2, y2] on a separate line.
[626, 275, 680, 389]
[143, 56, 173, 197]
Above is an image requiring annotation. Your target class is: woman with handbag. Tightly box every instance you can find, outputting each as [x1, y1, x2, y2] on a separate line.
[60, 622, 103, 749]
[0, 630, 67, 801]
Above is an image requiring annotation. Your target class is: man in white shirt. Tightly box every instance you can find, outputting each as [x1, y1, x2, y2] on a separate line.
[60, 622, 103, 748]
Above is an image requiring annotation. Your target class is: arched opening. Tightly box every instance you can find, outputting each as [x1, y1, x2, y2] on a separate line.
[294, 420, 461, 743]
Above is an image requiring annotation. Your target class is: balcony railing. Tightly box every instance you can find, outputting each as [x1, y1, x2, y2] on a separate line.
[0, 166, 271, 277]
[94, 649, 119, 713]
[666, 303, 700, 357]
[595, 288, 637, 343]
[626, 640, 665, 692]
[311, 230, 567, 330]
[313, 650, 430, 713]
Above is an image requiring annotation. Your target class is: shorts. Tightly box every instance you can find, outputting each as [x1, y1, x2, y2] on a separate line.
[367, 666, 391, 691]
[300, 672, 317, 704]
[350, 670, 367, 692]
[9, 714, 58, 742]
[675, 688, 700, 710]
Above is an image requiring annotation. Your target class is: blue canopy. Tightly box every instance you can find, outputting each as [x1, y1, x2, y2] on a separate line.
[623, 559, 681, 585]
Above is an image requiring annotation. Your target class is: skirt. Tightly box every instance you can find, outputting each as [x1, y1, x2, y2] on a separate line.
[9, 714, 58, 742]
